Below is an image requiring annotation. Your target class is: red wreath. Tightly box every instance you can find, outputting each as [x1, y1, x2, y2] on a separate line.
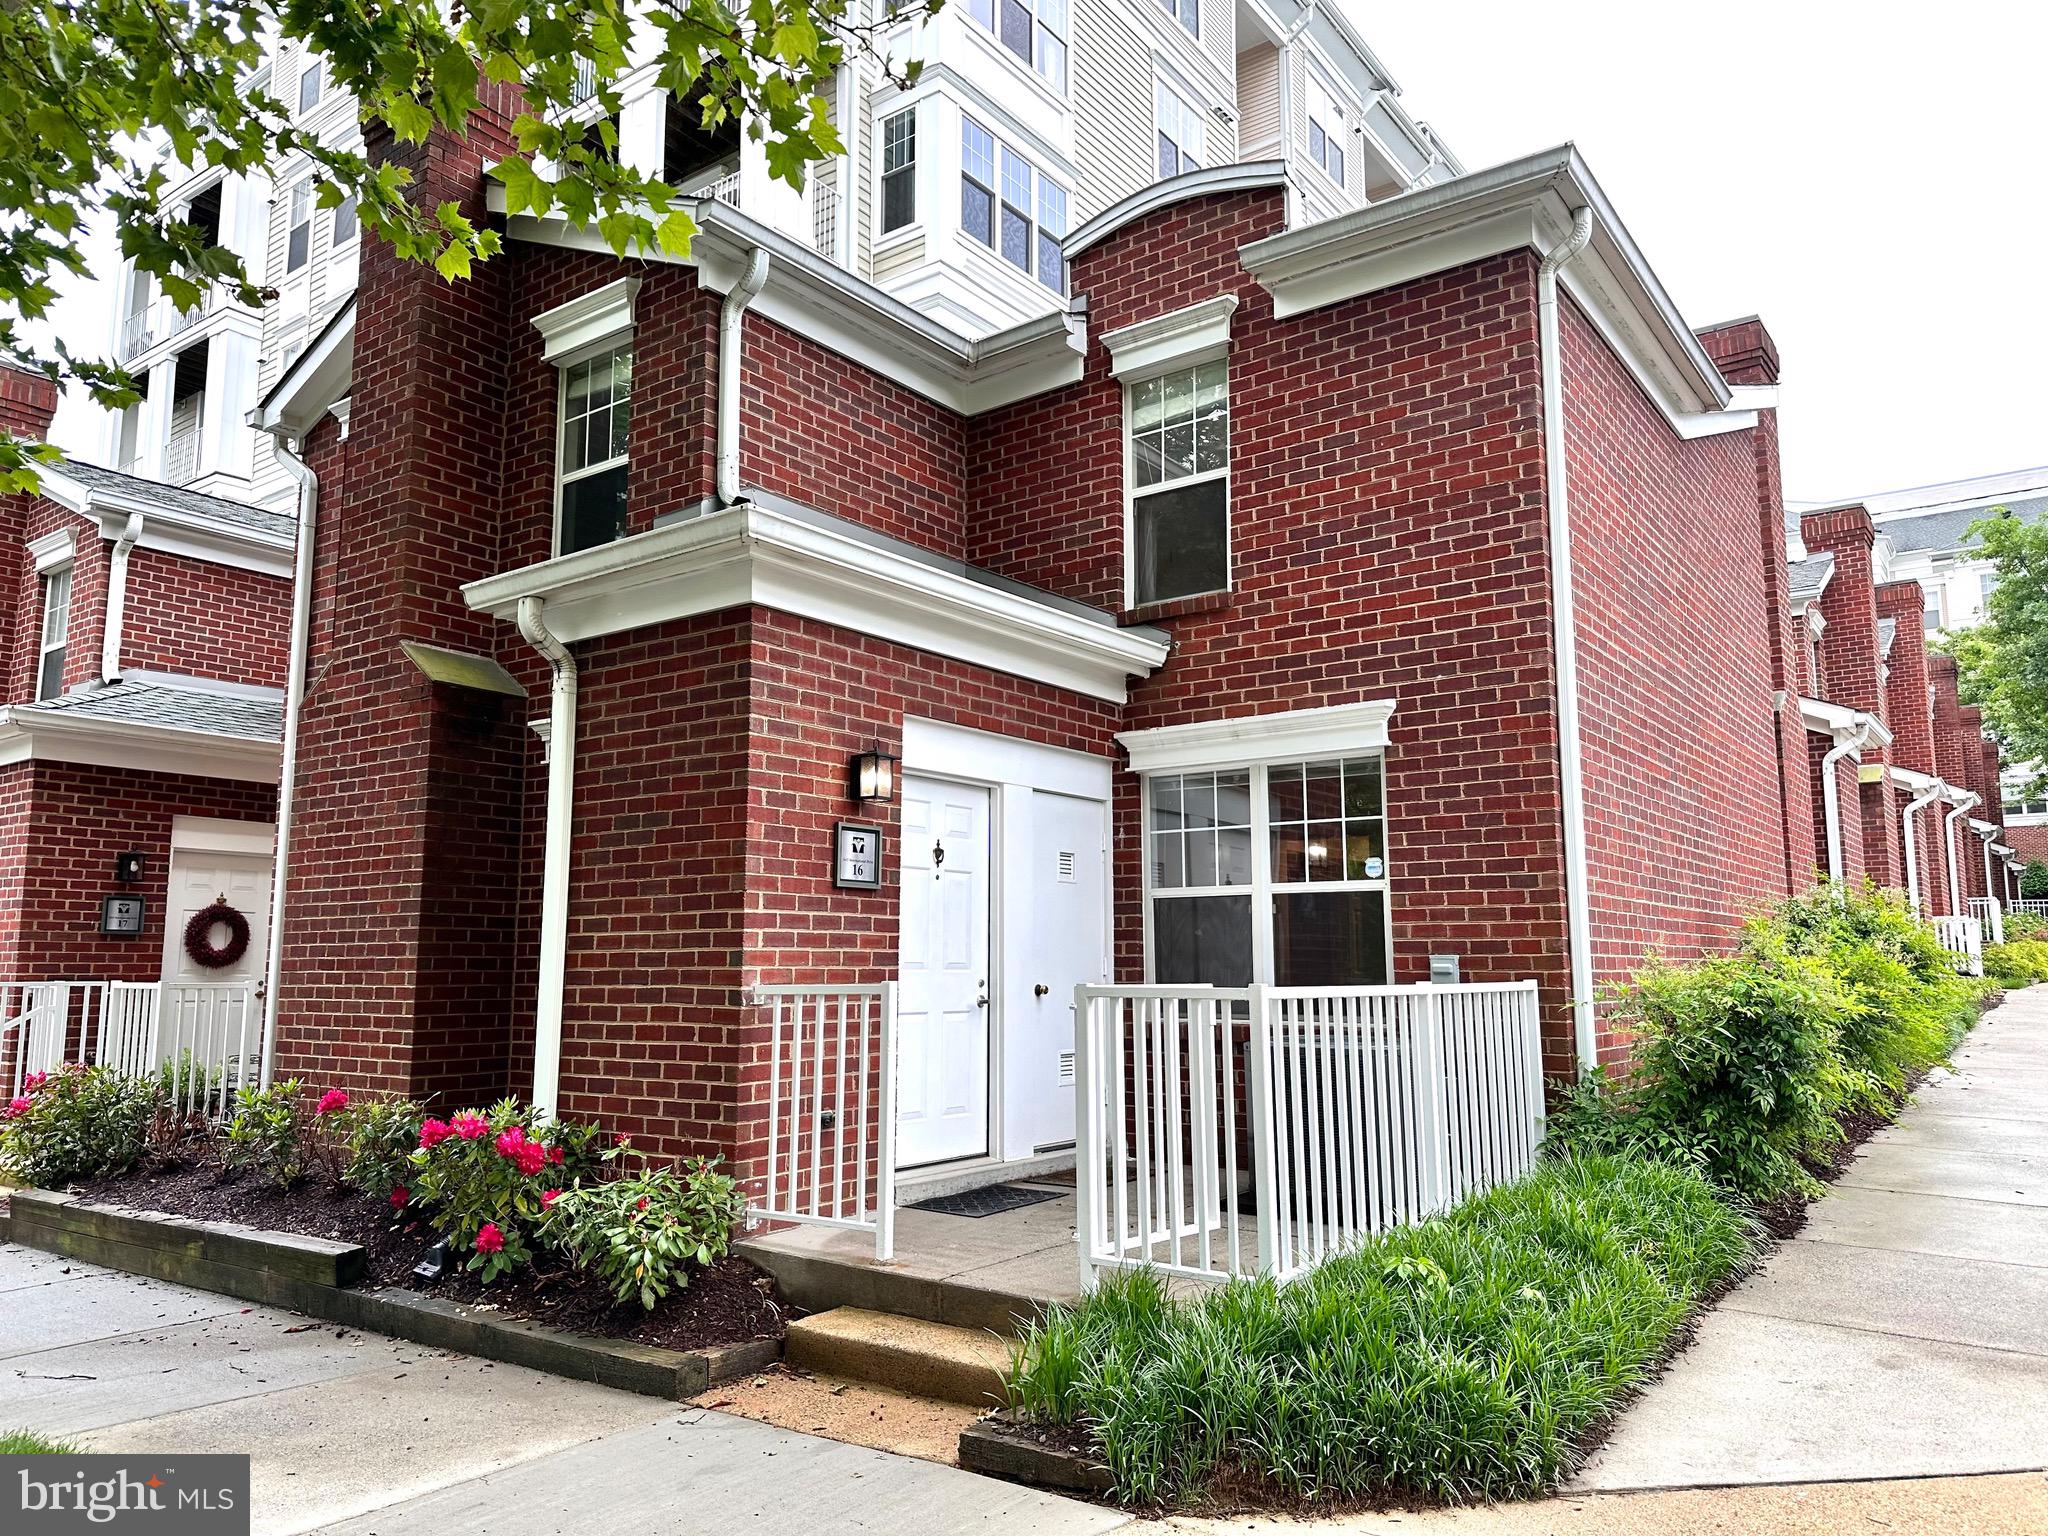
[183, 900, 251, 970]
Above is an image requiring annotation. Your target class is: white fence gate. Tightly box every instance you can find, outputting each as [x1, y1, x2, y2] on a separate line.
[747, 984, 898, 1260]
[1968, 897, 2005, 947]
[1074, 980, 1545, 1287]
[2, 980, 259, 1108]
[1932, 916, 1985, 976]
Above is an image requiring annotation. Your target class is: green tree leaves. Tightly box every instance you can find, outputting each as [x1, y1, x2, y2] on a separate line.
[1951, 508, 2048, 785]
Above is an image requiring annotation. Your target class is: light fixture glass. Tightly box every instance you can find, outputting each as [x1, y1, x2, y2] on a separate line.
[850, 746, 899, 804]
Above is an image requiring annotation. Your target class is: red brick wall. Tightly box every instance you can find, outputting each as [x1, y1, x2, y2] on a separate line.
[0, 366, 58, 442]
[1876, 582, 1936, 774]
[1803, 508, 1883, 721]
[117, 547, 291, 687]
[6, 501, 110, 702]
[2008, 825, 2048, 867]
[1563, 296, 1787, 1039]
[1805, 734, 1864, 882]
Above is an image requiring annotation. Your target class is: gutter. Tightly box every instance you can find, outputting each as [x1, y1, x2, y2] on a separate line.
[100, 511, 144, 683]
[517, 596, 577, 1119]
[1943, 791, 1980, 918]
[257, 430, 319, 1089]
[1901, 778, 1946, 916]
[717, 249, 771, 507]
[1538, 204, 1598, 1074]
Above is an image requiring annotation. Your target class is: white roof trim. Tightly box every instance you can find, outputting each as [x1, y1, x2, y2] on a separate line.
[1238, 145, 1736, 429]
[1969, 818, 2002, 838]
[27, 527, 74, 573]
[462, 502, 1170, 704]
[1065, 162, 1291, 264]
[532, 276, 641, 365]
[170, 814, 276, 857]
[255, 299, 355, 439]
[1890, 765, 1942, 795]
[1100, 294, 1239, 379]
[1797, 698, 1891, 749]
[0, 707, 281, 784]
[31, 466, 295, 576]
[1118, 699, 1397, 775]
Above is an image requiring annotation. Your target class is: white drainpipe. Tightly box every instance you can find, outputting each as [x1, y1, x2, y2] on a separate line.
[100, 511, 144, 683]
[258, 430, 319, 1089]
[517, 596, 577, 1120]
[1901, 779, 1945, 916]
[1818, 718, 1873, 885]
[716, 249, 771, 507]
[1944, 791, 1979, 917]
[1538, 205, 1597, 1074]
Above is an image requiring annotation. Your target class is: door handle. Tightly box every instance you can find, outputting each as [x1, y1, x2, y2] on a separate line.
[1034, 983, 1050, 998]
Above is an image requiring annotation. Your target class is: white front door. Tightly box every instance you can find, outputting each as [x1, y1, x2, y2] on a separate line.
[160, 846, 272, 991]
[897, 776, 992, 1169]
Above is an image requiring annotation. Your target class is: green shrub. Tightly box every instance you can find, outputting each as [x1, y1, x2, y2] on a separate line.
[1985, 939, 2048, 988]
[0, 1065, 162, 1187]
[1006, 1155, 1754, 1506]
[336, 1094, 426, 1199]
[222, 1080, 308, 1187]
[545, 1156, 745, 1309]
[2002, 908, 2048, 942]
[409, 1100, 604, 1282]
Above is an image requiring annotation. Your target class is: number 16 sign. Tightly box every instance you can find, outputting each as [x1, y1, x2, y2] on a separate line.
[833, 822, 883, 889]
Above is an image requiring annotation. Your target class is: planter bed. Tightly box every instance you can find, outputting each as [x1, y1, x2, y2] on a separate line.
[7, 1163, 786, 1400]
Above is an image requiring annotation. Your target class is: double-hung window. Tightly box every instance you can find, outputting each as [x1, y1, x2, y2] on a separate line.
[1147, 754, 1391, 987]
[961, 117, 1067, 292]
[332, 193, 358, 246]
[1155, 0, 1197, 37]
[285, 180, 313, 273]
[36, 565, 70, 701]
[298, 57, 323, 114]
[1154, 78, 1205, 180]
[880, 109, 916, 234]
[1306, 75, 1347, 187]
[964, 0, 1067, 90]
[1128, 361, 1227, 605]
[556, 344, 632, 555]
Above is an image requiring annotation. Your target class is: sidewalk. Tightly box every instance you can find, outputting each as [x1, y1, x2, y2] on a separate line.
[1576, 986, 2048, 1489]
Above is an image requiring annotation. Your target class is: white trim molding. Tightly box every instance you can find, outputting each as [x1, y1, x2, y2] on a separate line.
[29, 467, 294, 578]
[532, 277, 642, 365]
[0, 707, 281, 784]
[26, 528, 74, 574]
[463, 502, 1171, 704]
[1101, 294, 1239, 379]
[169, 814, 276, 858]
[1117, 698, 1397, 775]
[1065, 162, 1290, 263]
[903, 716, 1112, 800]
[1797, 696, 1893, 749]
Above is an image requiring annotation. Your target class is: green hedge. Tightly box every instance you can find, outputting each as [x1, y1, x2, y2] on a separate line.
[1006, 1155, 1754, 1506]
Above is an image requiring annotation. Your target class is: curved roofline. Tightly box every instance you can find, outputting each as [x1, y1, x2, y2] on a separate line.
[1064, 162, 1290, 264]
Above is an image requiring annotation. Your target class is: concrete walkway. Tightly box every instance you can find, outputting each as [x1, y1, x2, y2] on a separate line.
[0, 1244, 1126, 1536]
[1577, 986, 2048, 1490]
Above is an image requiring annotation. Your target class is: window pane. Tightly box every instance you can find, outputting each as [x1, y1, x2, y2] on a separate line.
[1304, 820, 1341, 880]
[1001, 203, 1031, 269]
[1215, 770, 1251, 829]
[1268, 762, 1304, 823]
[287, 223, 309, 271]
[1161, 421, 1194, 479]
[1162, 369, 1193, 422]
[1183, 774, 1216, 830]
[1274, 892, 1387, 987]
[1303, 761, 1342, 819]
[1131, 376, 1165, 430]
[38, 646, 64, 701]
[1329, 142, 1345, 185]
[1343, 757, 1382, 819]
[883, 169, 915, 232]
[1150, 830, 1184, 890]
[1217, 825, 1252, 886]
[1131, 435, 1165, 488]
[1194, 408, 1227, 472]
[1038, 29, 1066, 91]
[1153, 896, 1252, 987]
[1000, 0, 1032, 60]
[961, 180, 994, 245]
[333, 195, 357, 243]
[560, 462, 629, 554]
[1036, 232, 1063, 292]
[965, 0, 993, 25]
[1150, 773, 1182, 832]
[1185, 828, 1217, 886]
[961, 119, 994, 183]
[1344, 823, 1384, 880]
[1134, 480, 1228, 605]
[1158, 133, 1179, 180]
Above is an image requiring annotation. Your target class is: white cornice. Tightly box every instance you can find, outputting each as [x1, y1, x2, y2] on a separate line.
[1890, 765, 1942, 795]
[0, 708, 281, 784]
[1237, 145, 1736, 432]
[1101, 294, 1239, 379]
[532, 276, 642, 364]
[33, 467, 295, 577]
[461, 503, 1170, 704]
[1796, 697, 1892, 749]
[1118, 699, 1397, 775]
[255, 298, 355, 439]
[1065, 162, 1291, 264]
[27, 527, 74, 573]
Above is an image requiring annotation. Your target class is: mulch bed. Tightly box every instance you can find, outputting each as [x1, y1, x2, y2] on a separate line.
[73, 1157, 789, 1355]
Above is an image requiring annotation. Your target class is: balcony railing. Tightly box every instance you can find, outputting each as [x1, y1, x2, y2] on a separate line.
[119, 309, 156, 362]
[811, 182, 838, 258]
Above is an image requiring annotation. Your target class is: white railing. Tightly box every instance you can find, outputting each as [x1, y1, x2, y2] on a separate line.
[119, 309, 156, 361]
[2, 980, 258, 1113]
[2010, 898, 2048, 918]
[705, 170, 742, 209]
[749, 984, 897, 1260]
[1933, 916, 1984, 976]
[1075, 980, 1545, 1288]
[811, 182, 839, 258]
[1969, 897, 2005, 946]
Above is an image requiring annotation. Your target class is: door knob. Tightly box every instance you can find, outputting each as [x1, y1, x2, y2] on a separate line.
[1034, 983, 1050, 998]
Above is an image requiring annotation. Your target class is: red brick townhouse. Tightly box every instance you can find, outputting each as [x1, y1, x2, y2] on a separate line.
[0, 365, 288, 1081]
[251, 85, 1850, 1219]
[1789, 502, 2011, 923]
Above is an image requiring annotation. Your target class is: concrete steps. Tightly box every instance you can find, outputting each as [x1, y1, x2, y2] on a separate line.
[738, 1237, 1048, 1338]
[784, 1307, 1014, 1408]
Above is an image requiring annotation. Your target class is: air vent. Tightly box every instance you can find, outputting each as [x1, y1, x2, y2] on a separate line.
[1057, 851, 1076, 883]
[1057, 1049, 1076, 1084]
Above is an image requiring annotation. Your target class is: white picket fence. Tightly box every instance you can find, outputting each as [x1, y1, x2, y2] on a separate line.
[748, 984, 898, 1260]
[1074, 980, 1545, 1287]
[1, 980, 260, 1109]
[1932, 916, 1985, 976]
[2010, 899, 2048, 919]
[1968, 897, 2005, 946]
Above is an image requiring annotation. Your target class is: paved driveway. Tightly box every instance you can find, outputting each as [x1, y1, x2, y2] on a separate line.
[1576, 986, 2048, 1489]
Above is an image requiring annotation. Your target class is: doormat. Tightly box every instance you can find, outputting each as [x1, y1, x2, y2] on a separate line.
[906, 1183, 1066, 1219]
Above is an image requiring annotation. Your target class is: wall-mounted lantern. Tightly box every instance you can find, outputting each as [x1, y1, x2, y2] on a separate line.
[849, 746, 899, 805]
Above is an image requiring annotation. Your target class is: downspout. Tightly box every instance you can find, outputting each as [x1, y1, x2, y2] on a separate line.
[1539, 205, 1597, 1074]
[517, 595, 577, 1120]
[1817, 719, 1869, 886]
[716, 249, 771, 508]
[258, 431, 318, 1090]
[1943, 791, 1978, 917]
[100, 511, 144, 683]
[1901, 779, 1945, 917]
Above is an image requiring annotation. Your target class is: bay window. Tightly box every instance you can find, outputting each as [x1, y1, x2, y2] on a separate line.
[961, 116, 1067, 292]
[1306, 74, 1347, 187]
[964, 0, 1067, 91]
[1128, 360, 1227, 605]
[1147, 754, 1391, 988]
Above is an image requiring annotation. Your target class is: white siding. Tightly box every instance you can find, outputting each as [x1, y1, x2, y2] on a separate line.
[1236, 43, 1280, 157]
[1072, 0, 1156, 219]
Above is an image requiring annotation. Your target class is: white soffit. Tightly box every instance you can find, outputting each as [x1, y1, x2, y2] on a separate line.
[532, 276, 642, 364]
[1101, 295, 1239, 379]
[462, 503, 1169, 704]
[1118, 699, 1397, 775]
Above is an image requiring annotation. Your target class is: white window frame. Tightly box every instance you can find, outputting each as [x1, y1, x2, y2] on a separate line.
[36, 563, 71, 702]
[1154, 75, 1205, 180]
[331, 192, 359, 247]
[1136, 754, 1395, 989]
[1154, 0, 1197, 38]
[1304, 70, 1348, 190]
[878, 107, 917, 239]
[962, 0, 1069, 93]
[1122, 354, 1230, 609]
[285, 179, 313, 273]
[298, 56, 324, 114]
[959, 116, 1067, 292]
[552, 341, 633, 557]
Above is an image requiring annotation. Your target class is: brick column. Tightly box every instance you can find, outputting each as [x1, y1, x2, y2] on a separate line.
[1925, 656, 1970, 916]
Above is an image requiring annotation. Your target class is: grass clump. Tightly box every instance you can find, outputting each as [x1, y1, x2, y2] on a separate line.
[1006, 1154, 1754, 1507]
[0, 1428, 80, 1453]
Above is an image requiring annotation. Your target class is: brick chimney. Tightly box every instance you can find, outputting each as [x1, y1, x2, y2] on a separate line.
[0, 365, 59, 443]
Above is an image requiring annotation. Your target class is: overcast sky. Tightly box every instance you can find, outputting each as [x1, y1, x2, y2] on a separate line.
[1350, 0, 2048, 503]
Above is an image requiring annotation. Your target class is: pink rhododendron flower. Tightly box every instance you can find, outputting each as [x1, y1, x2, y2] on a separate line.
[418, 1118, 451, 1150]
[3, 1096, 29, 1119]
[494, 1128, 527, 1159]
[636, 1196, 650, 1211]
[389, 1186, 410, 1209]
[515, 1143, 547, 1177]
[21, 1071, 47, 1092]
[541, 1189, 562, 1210]
[314, 1088, 350, 1116]
[475, 1222, 505, 1254]
[615, 1133, 631, 1147]
[547, 1146, 564, 1166]
[451, 1112, 489, 1140]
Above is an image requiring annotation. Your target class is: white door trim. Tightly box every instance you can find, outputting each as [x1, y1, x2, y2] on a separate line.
[169, 815, 276, 859]
[901, 717, 1112, 800]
